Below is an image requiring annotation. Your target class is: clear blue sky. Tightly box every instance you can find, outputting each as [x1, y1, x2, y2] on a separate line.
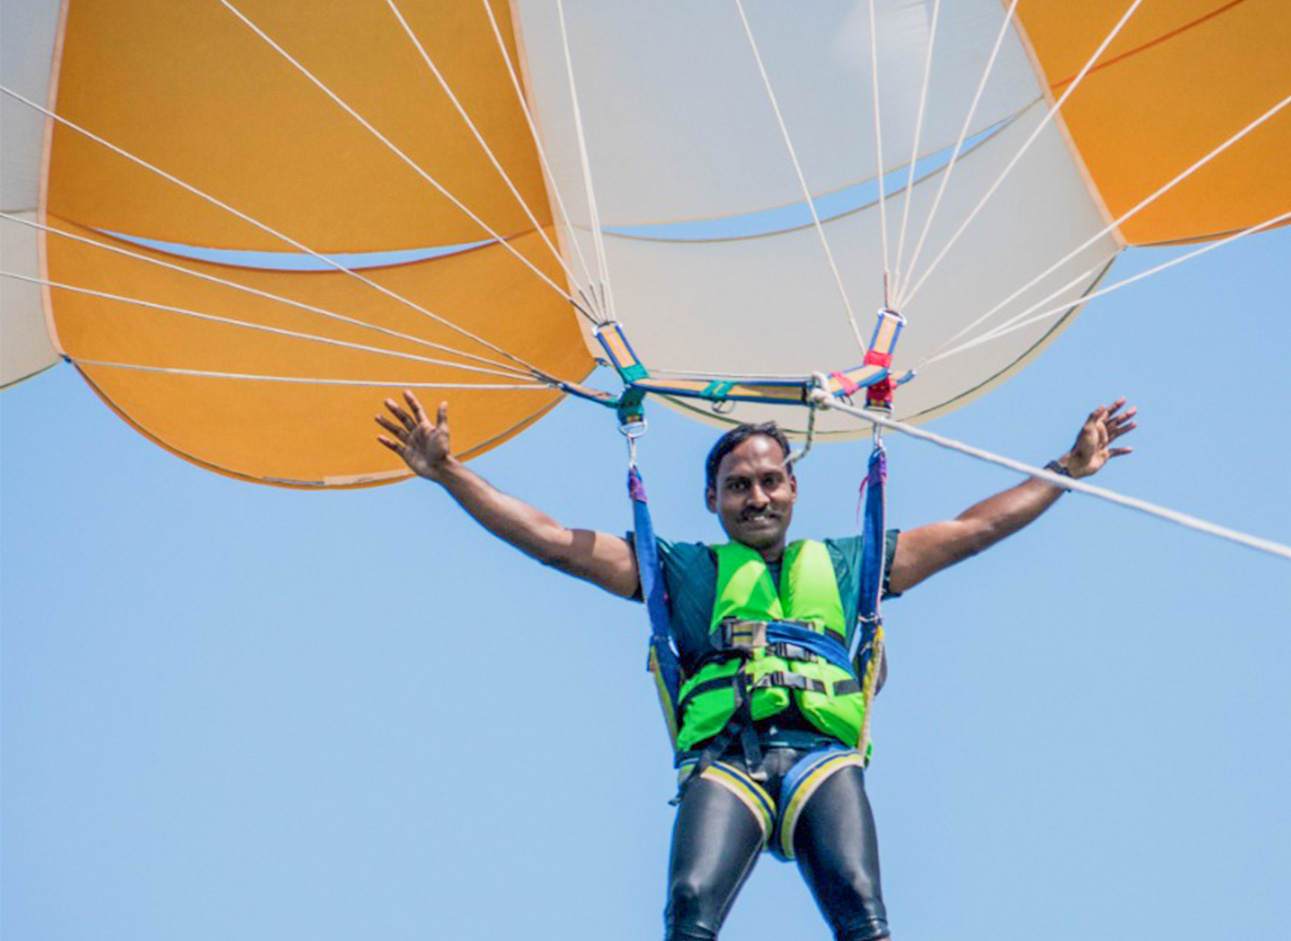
[3, 228, 1289, 941]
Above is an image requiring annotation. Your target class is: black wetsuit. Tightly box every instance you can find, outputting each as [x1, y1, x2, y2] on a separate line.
[665, 740, 888, 941]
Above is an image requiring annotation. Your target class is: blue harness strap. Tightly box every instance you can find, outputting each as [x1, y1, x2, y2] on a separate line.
[759, 621, 855, 675]
[630, 465, 683, 748]
[857, 443, 888, 632]
[851, 441, 889, 762]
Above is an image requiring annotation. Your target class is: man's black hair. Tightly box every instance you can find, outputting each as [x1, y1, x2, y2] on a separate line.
[705, 422, 793, 492]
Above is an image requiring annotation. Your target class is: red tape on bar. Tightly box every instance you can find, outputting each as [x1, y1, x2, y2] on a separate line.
[831, 371, 861, 396]
[863, 350, 893, 368]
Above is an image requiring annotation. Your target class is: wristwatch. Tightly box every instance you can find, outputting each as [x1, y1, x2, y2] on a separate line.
[1043, 459, 1074, 485]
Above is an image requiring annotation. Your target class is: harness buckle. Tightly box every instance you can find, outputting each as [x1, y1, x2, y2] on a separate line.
[718, 617, 769, 651]
[767, 642, 817, 664]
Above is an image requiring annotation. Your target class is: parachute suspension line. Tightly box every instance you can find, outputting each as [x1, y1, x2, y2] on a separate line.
[554, 0, 617, 325]
[0, 87, 560, 385]
[0, 213, 534, 379]
[807, 391, 1291, 563]
[69, 359, 552, 392]
[925, 207, 1291, 368]
[478, 0, 600, 311]
[898, 0, 1146, 309]
[890, 0, 942, 304]
[865, 0, 892, 305]
[914, 256, 1114, 370]
[897, 0, 1023, 307]
[922, 91, 1291, 364]
[732, 0, 868, 354]
[0, 271, 541, 381]
[382, 0, 591, 311]
[214, 1, 591, 323]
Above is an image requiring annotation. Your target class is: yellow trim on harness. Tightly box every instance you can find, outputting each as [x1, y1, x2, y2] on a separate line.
[775, 750, 867, 860]
[677, 759, 775, 842]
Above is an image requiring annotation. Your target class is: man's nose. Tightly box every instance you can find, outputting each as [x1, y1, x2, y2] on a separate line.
[748, 483, 770, 506]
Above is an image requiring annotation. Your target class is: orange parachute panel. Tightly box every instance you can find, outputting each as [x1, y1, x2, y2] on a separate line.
[1014, 0, 1291, 244]
[44, 0, 591, 487]
[47, 222, 589, 486]
[48, 0, 550, 251]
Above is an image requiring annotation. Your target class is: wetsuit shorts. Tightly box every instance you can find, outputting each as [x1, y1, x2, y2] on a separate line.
[665, 744, 888, 941]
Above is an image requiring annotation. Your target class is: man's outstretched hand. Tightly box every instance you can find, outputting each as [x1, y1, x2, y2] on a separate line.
[376, 390, 453, 481]
[1063, 398, 1137, 479]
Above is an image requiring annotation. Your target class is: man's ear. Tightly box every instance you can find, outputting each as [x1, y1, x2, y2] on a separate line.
[705, 486, 717, 514]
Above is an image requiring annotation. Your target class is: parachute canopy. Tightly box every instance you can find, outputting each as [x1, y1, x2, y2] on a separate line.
[4, 0, 1287, 484]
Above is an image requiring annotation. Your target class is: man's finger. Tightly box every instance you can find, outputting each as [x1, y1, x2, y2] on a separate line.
[375, 414, 406, 439]
[404, 389, 427, 423]
[376, 435, 403, 453]
[387, 403, 415, 429]
[437, 401, 449, 427]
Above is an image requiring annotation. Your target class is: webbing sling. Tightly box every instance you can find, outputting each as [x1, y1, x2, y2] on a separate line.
[630, 465, 683, 749]
[852, 440, 889, 762]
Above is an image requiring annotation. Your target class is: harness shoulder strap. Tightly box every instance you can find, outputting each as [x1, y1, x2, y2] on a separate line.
[629, 465, 682, 749]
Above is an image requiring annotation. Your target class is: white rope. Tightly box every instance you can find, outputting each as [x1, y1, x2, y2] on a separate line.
[922, 92, 1291, 360]
[866, 0, 892, 304]
[899, 0, 1023, 307]
[72, 357, 552, 391]
[0, 85, 554, 381]
[1, 270, 539, 381]
[899, 0, 1145, 309]
[916, 256, 1113, 369]
[215, 0, 587, 319]
[809, 391, 1291, 562]
[553, 0, 616, 324]
[926, 207, 1291, 366]
[477, 0, 599, 309]
[891, 0, 941, 304]
[0, 212, 534, 378]
[382, 0, 591, 312]
[732, 0, 867, 352]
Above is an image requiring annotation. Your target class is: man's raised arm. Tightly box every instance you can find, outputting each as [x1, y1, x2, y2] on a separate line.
[887, 398, 1138, 595]
[376, 391, 640, 599]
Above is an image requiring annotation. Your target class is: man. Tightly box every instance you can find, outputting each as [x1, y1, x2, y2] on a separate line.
[376, 392, 1136, 941]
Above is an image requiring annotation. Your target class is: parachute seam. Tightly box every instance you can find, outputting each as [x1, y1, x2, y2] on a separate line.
[1, 213, 535, 379]
[1049, 0, 1251, 91]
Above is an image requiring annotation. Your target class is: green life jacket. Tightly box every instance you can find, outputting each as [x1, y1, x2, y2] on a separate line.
[674, 540, 869, 753]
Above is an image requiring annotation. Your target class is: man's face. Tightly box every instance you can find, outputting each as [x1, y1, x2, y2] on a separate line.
[706, 435, 797, 558]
